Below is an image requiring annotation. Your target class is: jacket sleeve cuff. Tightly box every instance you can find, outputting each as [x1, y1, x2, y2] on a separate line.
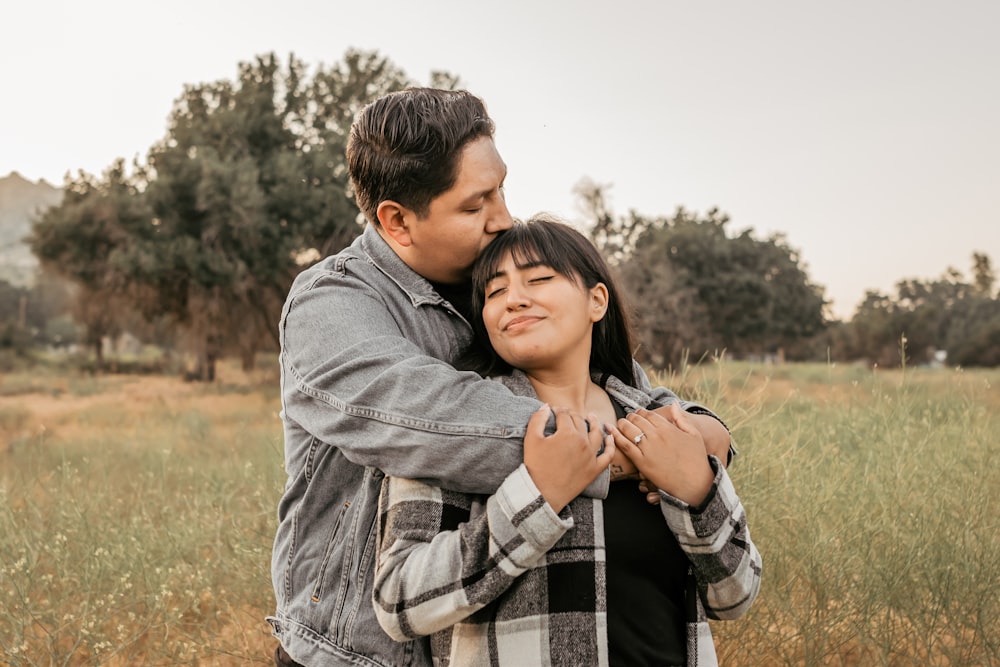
[494, 464, 574, 553]
[581, 467, 610, 499]
[656, 456, 741, 540]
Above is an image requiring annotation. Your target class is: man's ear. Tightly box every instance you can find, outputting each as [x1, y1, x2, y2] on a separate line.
[590, 283, 610, 322]
[376, 201, 413, 247]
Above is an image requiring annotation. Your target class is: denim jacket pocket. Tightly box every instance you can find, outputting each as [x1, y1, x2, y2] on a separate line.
[309, 498, 352, 606]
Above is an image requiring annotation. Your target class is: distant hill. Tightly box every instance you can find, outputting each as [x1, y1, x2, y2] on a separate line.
[0, 172, 62, 286]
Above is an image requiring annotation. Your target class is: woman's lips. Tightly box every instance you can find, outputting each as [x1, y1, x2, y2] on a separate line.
[503, 315, 542, 332]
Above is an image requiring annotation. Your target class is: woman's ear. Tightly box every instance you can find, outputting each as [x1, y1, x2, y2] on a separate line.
[589, 283, 610, 322]
[376, 201, 413, 247]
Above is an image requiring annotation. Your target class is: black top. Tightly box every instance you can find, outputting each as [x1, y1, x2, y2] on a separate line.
[605, 398, 688, 666]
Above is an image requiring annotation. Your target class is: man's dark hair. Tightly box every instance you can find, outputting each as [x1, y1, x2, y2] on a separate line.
[466, 214, 638, 387]
[347, 88, 495, 226]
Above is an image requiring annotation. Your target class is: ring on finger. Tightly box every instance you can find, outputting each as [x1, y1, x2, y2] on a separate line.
[633, 431, 646, 445]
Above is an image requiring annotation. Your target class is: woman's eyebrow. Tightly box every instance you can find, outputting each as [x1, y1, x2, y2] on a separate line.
[514, 260, 546, 271]
[486, 260, 546, 284]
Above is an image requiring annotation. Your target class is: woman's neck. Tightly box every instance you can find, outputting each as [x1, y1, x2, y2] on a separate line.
[524, 367, 613, 422]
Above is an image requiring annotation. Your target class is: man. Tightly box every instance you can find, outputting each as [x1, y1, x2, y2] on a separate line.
[268, 88, 730, 666]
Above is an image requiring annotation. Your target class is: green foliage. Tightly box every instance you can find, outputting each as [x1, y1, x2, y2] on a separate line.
[841, 255, 1000, 367]
[141, 51, 408, 377]
[578, 180, 999, 369]
[0, 274, 74, 354]
[26, 50, 434, 379]
[28, 162, 152, 363]
[647, 208, 826, 358]
[580, 182, 827, 368]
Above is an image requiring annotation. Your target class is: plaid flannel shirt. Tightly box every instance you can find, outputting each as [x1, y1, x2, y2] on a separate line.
[373, 372, 761, 666]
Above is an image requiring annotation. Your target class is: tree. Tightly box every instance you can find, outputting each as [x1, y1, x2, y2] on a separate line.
[972, 252, 996, 296]
[579, 182, 827, 366]
[945, 295, 1000, 367]
[138, 51, 411, 378]
[653, 209, 826, 359]
[614, 245, 715, 369]
[844, 290, 905, 366]
[843, 253, 1000, 367]
[575, 178, 652, 264]
[29, 50, 439, 378]
[28, 162, 150, 366]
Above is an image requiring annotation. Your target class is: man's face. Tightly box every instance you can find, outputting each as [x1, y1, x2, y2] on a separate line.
[405, 137, 513, 284]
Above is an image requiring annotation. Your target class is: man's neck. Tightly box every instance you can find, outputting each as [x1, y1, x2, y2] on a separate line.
[429, 279, 474, 323]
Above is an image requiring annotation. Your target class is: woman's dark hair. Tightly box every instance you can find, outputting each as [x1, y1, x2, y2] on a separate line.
[347, 88, 495, 226]
[466, 214, 638, 387]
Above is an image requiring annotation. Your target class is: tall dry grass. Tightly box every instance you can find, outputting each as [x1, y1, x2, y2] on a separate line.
[0, 362, 284, 665]
[1, 358, 998, 665]
[657, 361, 1000, 666]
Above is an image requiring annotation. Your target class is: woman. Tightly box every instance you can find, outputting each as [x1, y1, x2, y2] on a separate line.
[372, 215, 761, 666]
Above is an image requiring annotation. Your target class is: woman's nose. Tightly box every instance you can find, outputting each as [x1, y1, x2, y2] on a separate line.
[505, 284, 530, 309]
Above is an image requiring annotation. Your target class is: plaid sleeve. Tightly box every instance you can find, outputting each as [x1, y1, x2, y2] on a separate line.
[372, 464, 574, 641]
[657, 457, 762, 620]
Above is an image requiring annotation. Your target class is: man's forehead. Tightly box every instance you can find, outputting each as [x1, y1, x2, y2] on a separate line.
[456, 138, 506, 181]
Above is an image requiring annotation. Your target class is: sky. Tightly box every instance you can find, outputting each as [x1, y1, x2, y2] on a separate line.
[2, 0, 998, 319]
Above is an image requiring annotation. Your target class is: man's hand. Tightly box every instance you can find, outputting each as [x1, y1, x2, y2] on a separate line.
[523, 406, 615, 513]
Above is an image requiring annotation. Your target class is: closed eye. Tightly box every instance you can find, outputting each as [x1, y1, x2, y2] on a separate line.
[486, 286, 506, 299]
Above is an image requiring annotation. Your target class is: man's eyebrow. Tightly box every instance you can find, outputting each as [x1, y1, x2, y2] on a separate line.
[461, 165, 507, 206]
[459, 191, 490, 207]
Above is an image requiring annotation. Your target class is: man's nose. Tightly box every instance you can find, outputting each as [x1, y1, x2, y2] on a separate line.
[487, 199, 514, 233]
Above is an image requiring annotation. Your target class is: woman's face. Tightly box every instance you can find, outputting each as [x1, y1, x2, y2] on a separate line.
[481, 251, 608, 373]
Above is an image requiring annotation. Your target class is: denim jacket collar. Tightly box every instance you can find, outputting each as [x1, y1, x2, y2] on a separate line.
[360, 224, 448, 309]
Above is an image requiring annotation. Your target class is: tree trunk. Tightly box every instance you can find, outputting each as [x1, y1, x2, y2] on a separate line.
[92, 332, 104, 371]
[241, 347, 256, 372]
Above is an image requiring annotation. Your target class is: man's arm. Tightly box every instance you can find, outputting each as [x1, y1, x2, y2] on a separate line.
[281, 269, 609, 497]
[282, 272, 532, 493]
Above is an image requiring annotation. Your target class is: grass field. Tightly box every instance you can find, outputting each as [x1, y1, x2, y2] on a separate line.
[1, 358, 998, 665]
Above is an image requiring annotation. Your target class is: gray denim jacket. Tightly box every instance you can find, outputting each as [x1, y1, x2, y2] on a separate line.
[267, 225, 709, 666]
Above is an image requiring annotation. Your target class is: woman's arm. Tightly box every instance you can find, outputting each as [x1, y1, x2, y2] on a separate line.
[372, 466, 572, 640]
[607, 369, 736, 467]
[657, 458, 762, 619]
[612, 405, 762, 619]
[676, 411, 734, 466]
[373, 406, 614, 640]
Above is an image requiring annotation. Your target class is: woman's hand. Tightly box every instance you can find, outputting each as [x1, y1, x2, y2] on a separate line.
[652, 405, 731, 467]
[524, 405, 616, 513]
[612, 403, 714, 507]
